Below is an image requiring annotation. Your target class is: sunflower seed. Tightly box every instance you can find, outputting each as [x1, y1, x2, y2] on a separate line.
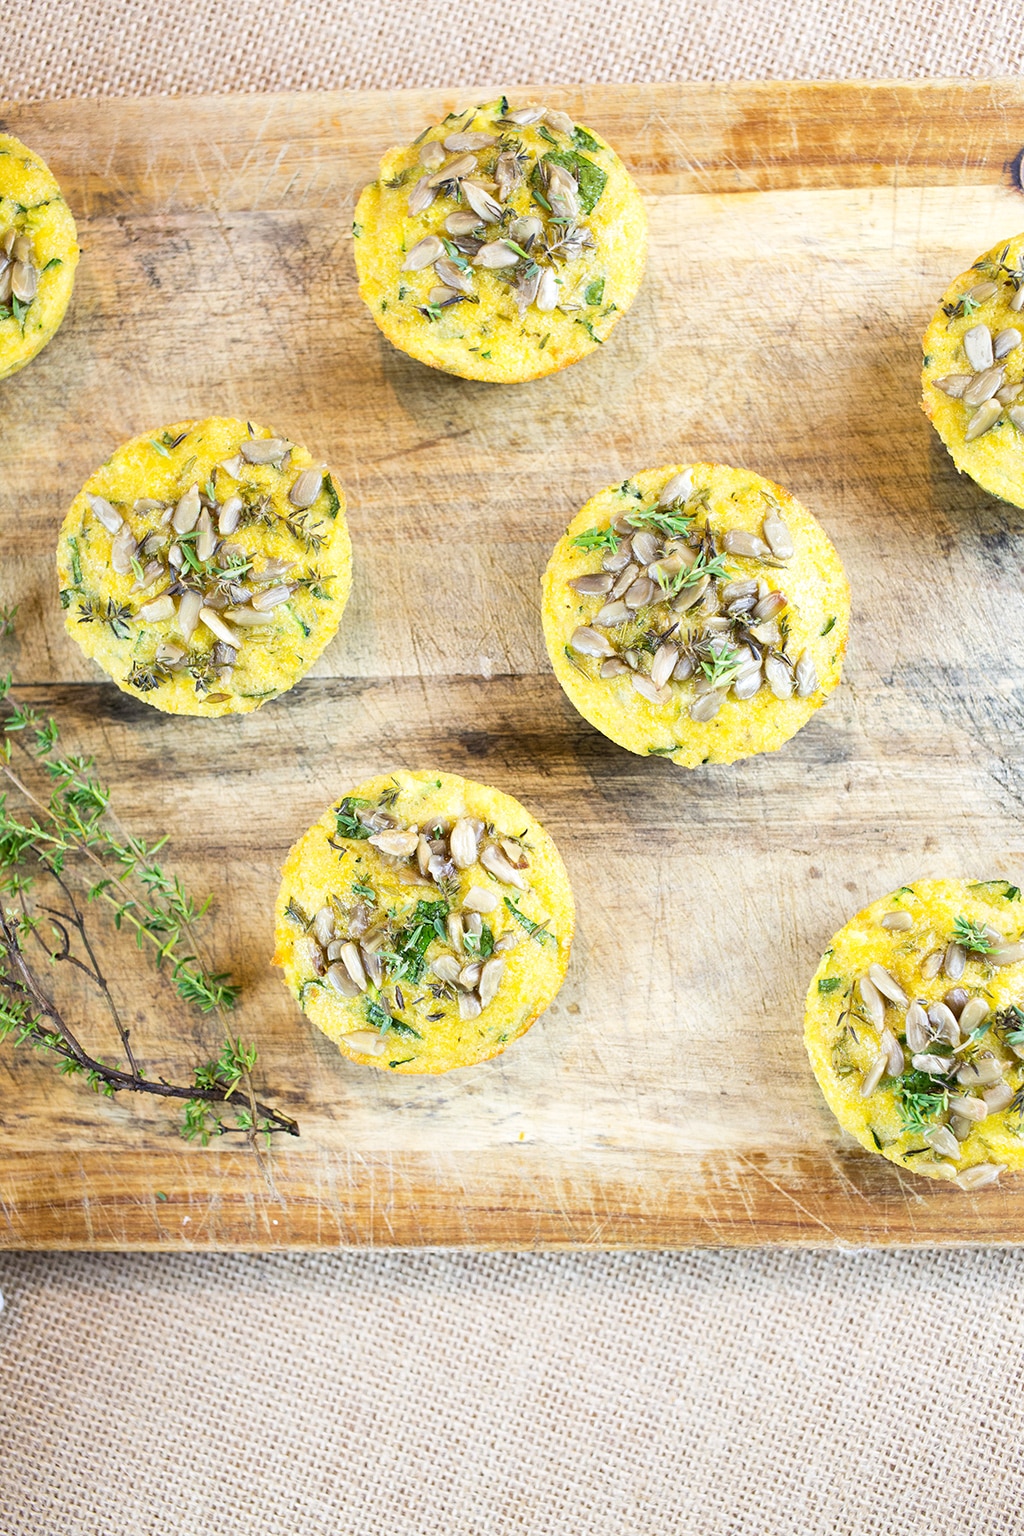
[763, 654, 793, 700]
[983, 1081, 1015, 1116]
[543, 108, 575, 136]
[732, 669, 761, 700]
[361, 948, 385, 989]
[963, 324, 994, 371]
[480, 844, 529, 890]
[109, 524, 137, 575]
[419, 139, 446, 169]
[943, 942, 967, 980]
[535, 268, 559, 311]
[11, 233, 31, 262]
[923, 1124, 961, 1159]
[250, 584, 292, 611]
[494, 153, 524, 201]
[988, 942, 1024, 966]
[459, 991, 483, 1020]
[170, 485, 200, 535]
[192, 508, 214, 563]
[369, 829, 419, 858]
[967, 280, 998, 303]
[912, 1053, 954, 1076]
[964, 399, 1003, 441]
[224, 605, 276, 626]
[658, 471, 693, 507]
[88, 494, 123, 534]
[752, 590, 787, 623]
[628, 530, 660, 566]
[593, 600, 631, 628]
[956, 995, 989, 1033]
[476, 953, 506, 1006]
[570, 625, 615, 657]
[860, 1052, 887, 1097]
[341, 1029, 388, 1056]
[858, 975, 886, 1028]
[600, 657, 629, 678]
[450, 818, 480, 868]
[867, 963, 908, 1006]
[337, 942, 367, 991]
[401, 235, 445, 272]
[569, 573, 613, 596]
[920, 949, 944, 980]
[950, 1115, 974, 1141]
[173, 590, 201, 642]
[11, 261, 36, 302]
[509, 215, 544, 247]
[426, 153, 476, 186]
[429, 955, 460, 986]
[672, 577, 709, 613]
[218, 454, 245, 480]
[650, 643, 678, 690]
[138, 594, 174, 623]
[905, 1001, 930, 1053]
[601, 546, 631, 572]
[310, 905, 335, 947]
[445, 131, 494, 151]
[462, 885, 499, 914]
[474, 239, 519, 268]
[948, 1093, 988, 1122]
[957, 1055, 1004, 1087]
[881, 910, 914, 931]
[762, 510, 794, 559]
[463, 182, 504, 223]
[963, 365, 1005, 406]
[327, 963, 361, 999]
[239, 437, 290, 465]
[607, 560, 634, 599]
[289, 468, 323, 509]
[723, 529, 771, 559]
[792, 653, 818, 698]
[198, 608, 240, 648]
[215, 495, 242, 536]
[994, 326, 1023, 360]
[955, 1163, 1005, 1191]
[632, 674, 670, 705]
[440, 213, 476, 238]
[1011, 285, 1024, 312]
[458, 962, 482, 992]
[504, 105, 546, 125]
[690, 690, 725, 722]
[429, 286, 462, 306]
[933, 374, 972, 397]
[927, 1002, 960, 1043]
[406, 175, 437, 216]
[879, 1027, 905, 1076]
[943, 987, 969, 1018]
[434, 257, 473, 295]
[624, 576, 657, 610]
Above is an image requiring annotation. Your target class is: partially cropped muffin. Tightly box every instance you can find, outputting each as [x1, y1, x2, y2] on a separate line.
[922, 233, 1024, 505]
[541, 463, 850, 767]
[353, 97, 646, 383]
[805, 879, 1024, 1190]
[274, 770, 575, 1073]
[0, 132, 79, 380]
[57, 418, 351, 716]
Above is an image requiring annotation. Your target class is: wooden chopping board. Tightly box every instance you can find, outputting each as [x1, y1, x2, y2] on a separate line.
[3, 80, 1024, 1250]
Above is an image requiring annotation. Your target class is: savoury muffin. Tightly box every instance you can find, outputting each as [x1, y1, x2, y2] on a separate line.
[274, 770, 575, 1074]
[57, 417, 351, 717]
[922, 233, 1024, 506]
[541, 463, 850, 767]
[353, 96, 646, 383]
[0, 132, 79, 381]
[805, 879, 1024, 1190]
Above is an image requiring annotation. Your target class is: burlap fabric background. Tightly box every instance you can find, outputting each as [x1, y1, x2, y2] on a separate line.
[3, 4, 1024, 1533]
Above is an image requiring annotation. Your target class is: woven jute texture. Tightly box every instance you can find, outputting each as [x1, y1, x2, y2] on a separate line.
[1, 0, 1023, 97]
[4, 5, 1024, 1535]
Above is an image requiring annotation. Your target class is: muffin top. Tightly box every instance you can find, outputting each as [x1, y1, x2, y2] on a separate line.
[922, 233, 1024, 506]
[274, 770, 575, 1074]
[353, 97, 646, 383]
[0, 133, 79, 381]
[541, 464, 850, 767]
[57, 418, 351, 717]
[806, 879, 1024, 1190]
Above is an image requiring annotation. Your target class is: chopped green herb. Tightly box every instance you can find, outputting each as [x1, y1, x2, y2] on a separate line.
[572, 126, 601, 153]
[570, 526, 619, 552]
[821, 615, 836, 636]
[537, 149, 607, 214]
[335, 797, 371, 840]
[818, 977, 843, 994]
[584, 278, 605, 306]
[952, 915, 995, 954]
[504, 897, 555, 947]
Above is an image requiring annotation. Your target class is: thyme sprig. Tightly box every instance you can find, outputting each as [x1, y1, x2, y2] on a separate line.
[0, 673, 297, 1144]
[952, 915, 995, 954]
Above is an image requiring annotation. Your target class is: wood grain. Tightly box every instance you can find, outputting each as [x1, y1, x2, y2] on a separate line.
[3, 81, 1024, 1249]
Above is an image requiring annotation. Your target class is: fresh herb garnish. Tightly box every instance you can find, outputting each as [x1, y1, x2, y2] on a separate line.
[503, 897, 555, 946]
[335, 797, 371, 840]
[570, 526, 619, 552]
[818, 977, 843, 994]
[952, 915, 995, 954]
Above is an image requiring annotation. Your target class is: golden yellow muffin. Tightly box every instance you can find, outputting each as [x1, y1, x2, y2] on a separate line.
[0, 133, 79, 380]
[274, 770, 575, 1074]
[805, 879, 1024, 1190]
[353, 96, 646, 383]
[541, 464, 850, 768]
[57, 417, 351, 717]
[922, 233, 1024, 505]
